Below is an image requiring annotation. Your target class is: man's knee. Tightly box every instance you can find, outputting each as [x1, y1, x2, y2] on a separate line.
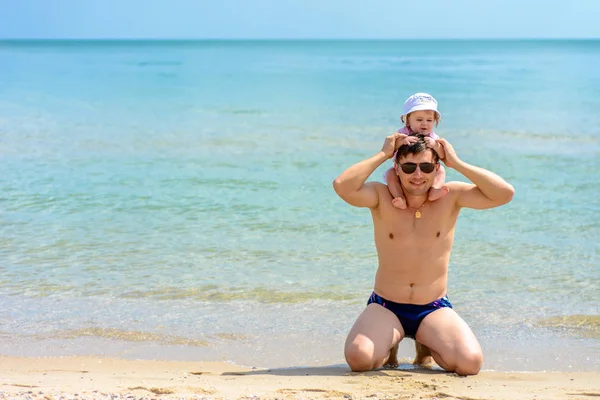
[454, 349, 483, 376]
[345, 340, 376, 372]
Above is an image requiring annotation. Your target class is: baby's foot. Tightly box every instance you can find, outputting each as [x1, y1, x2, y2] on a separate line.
[428, 186, 450, 202]
[413, 341, 434, 367]
[383, 343, 399, 368]
[391, 197, 407, 209]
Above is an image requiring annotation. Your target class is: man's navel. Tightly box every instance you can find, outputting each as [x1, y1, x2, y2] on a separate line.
[389, 233, 394, 239]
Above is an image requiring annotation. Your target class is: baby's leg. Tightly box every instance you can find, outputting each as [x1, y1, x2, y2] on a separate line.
[384, 166, 407, 209]
[428, 165, 449, 202]
[383, 343, 400, 368]
[413, 340, 434, 367]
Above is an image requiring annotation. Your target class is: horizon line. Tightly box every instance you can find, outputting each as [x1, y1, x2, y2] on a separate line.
[1, 37, 600, 41]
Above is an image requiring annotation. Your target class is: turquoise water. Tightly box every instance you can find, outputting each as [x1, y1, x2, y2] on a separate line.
[0, 40, 598, 371]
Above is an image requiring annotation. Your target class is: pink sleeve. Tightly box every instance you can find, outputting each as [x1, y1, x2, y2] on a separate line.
[430, 132, 440, 139]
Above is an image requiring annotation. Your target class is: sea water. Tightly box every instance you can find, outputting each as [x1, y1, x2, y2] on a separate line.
[0, 39, 598, 371]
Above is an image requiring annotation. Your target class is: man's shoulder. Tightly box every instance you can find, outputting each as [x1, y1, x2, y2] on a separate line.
[446, 181, 475, 190]
[370, 181, 388, 187]
[366, 181, 389, 193]
[366, 181, 392, 207]
[445, 181, 474, 188]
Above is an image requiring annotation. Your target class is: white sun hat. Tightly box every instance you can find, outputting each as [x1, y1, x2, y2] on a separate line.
[401, 93, 441, 122]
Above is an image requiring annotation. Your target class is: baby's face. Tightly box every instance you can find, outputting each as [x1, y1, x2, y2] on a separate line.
[406, 110, 436, 134]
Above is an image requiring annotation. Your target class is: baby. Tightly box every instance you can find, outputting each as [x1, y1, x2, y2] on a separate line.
[384, 93, 449, 209]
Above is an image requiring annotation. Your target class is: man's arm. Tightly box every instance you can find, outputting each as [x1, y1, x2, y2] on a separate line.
[333, 133, 400, 208]
[438, 139, 514, 210]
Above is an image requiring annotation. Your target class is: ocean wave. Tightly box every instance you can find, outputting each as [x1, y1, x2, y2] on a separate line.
[536, 315, 600, 339]
[39, 327, 209, 346]
[119, 285, 360, 303]
[136, 61, 183, 67]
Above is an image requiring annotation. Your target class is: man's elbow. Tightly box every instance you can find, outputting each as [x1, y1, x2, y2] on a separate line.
[332, 178, 346, 197]
[333, 178, 362, 204]
[500, 184, 515, 205]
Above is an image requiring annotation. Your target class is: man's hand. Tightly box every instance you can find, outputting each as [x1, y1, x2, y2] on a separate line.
[382, 133, 404, 159]
[436, 138, 461, 169]
[424, 137, 446, 159]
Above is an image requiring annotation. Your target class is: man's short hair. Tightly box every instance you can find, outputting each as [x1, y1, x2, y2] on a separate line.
[394, 134, 440, 164]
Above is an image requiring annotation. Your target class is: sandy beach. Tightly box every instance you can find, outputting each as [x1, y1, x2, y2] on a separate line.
[0, 356, 598, 400]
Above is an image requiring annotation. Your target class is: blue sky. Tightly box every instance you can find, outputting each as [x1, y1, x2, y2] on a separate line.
[1, 0, 599, 39]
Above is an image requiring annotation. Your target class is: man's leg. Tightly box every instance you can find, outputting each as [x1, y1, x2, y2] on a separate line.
[344, 303, 404, 372]
[415, 308, 483, 376]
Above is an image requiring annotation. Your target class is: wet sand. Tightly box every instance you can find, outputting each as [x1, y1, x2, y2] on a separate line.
[1, 356, 599, 399]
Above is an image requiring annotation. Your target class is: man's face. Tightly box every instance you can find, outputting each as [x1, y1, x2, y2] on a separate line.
[395, 150, 439, 196]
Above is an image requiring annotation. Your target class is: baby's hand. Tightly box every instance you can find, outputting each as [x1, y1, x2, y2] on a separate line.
[424, 137, 442, 155]
[424, 136, 436, 148]
[401, 135, 418, 146]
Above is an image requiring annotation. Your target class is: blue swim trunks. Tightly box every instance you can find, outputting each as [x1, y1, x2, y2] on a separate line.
[367, 292, 452, 339]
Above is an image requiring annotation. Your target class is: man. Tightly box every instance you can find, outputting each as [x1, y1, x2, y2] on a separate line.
[332, 133, 514, 376]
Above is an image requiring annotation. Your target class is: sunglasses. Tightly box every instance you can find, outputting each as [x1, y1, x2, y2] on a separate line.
[398, 162, 436, 174]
